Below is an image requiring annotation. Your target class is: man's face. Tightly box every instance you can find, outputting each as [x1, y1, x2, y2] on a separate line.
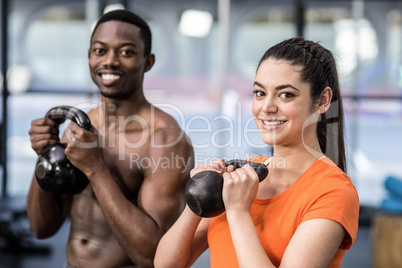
[88, 20, 151, 99]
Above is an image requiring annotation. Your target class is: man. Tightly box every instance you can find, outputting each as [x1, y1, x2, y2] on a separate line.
[27, 9, 194, 268]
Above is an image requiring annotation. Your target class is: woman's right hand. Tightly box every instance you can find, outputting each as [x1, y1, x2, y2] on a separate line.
[190, 158, 234, 178]
[29, 118, 61, 155]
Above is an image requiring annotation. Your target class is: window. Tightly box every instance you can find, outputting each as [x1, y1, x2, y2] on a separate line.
[25, 6, 91, 91]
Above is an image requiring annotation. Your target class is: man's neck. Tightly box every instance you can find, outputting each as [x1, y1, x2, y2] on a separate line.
[100, 91, 149, 116]
[96, 91, 152, 130]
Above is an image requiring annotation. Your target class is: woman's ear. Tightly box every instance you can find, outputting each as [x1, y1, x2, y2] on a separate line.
[319, 87, 333, 114]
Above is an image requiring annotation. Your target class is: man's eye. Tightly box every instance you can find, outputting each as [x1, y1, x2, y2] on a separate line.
[92, 48, 105, 54]
[121, 50, 134, 56]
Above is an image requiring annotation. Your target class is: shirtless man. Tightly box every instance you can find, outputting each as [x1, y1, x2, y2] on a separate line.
[26, 10, 194, 268]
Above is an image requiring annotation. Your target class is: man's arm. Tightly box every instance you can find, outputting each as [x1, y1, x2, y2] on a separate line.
[139, 128, 194, 233]
[26, 175, 73, 238]
[26, 118, 73, 238]
[65, 123, 193, 267]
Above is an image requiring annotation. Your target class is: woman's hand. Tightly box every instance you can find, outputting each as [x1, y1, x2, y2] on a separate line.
[190, 158, 234, 178]
[222, 164, 260, 214]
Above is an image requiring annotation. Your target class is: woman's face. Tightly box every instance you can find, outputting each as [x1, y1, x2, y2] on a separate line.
[252, 58, 319, 148]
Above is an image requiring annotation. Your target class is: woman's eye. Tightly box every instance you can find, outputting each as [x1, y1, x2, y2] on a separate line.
[279, 92, 294, 99]
[253, 90, 265, 97]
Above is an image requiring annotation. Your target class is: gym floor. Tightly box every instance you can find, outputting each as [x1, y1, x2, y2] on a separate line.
[0, 197, 372, 268]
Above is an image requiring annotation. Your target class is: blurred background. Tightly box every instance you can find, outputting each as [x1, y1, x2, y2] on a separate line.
[0, 0, 401, 267]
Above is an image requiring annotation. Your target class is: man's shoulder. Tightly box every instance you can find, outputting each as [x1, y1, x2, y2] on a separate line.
[151, 126, 188, 147]
[150, 109, 189, 147]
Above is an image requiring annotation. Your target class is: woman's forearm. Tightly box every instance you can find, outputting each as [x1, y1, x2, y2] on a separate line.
[154, 206, 203, 268]
[227, 209, 275, 268]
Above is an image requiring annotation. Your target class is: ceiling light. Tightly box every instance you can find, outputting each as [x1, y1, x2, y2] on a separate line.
[179, 9, 213, 38]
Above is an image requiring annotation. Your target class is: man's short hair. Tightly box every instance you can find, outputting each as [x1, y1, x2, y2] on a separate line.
[91, 9, 152, 56]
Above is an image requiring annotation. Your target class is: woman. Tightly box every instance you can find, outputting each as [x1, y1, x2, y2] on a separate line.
[154, 37, 359, 268]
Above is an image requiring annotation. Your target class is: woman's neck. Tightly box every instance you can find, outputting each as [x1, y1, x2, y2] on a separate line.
[270, 143, 324, 174]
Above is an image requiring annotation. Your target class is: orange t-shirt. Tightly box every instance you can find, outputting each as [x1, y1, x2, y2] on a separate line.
[208, 156, 359, 268]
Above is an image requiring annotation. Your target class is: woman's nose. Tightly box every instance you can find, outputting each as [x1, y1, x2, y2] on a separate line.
[261, 96, 278, 114]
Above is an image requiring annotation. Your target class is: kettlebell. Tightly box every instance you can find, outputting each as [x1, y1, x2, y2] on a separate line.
[185, 159, 269, 218]
[35, 106, 92, 195]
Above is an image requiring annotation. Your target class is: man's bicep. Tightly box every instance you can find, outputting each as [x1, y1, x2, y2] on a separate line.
[138, 127, 194, 231]
[138, 165, 189, 233]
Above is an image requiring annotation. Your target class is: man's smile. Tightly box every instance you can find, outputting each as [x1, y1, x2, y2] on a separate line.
[101, 73, 120, 80]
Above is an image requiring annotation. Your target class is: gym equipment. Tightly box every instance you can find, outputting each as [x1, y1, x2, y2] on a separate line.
[185, 159, 268, 218]
[35, 106, 92, 195]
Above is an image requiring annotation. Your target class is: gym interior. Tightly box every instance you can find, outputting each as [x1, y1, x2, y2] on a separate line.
[1, 0, 401, 267]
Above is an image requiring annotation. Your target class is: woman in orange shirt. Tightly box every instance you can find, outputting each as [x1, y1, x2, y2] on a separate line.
[154, 37, 359, 268]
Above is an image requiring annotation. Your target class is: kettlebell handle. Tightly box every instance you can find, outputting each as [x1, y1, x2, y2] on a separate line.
[185, 159, 269, 218]
[224, 159, 268, 182]
[45, 106, 92, 132]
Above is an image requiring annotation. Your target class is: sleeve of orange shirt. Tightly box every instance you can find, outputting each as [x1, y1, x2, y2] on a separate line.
[300, 163, 360, 249]
[247, 155, 359, 249]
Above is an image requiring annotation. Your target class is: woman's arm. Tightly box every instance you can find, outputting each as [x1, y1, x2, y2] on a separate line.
[280, 218, 345, 268]
[224, 164, 275, 267]
[228, 212, 344, 268]
[154, 206, 211, 268]
[155, 159, 230, 268]
[224, 165, 345, 268]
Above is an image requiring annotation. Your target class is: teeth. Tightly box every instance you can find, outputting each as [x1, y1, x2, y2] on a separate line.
[101, 74, 120, 80]
[263, 120, 284, 126]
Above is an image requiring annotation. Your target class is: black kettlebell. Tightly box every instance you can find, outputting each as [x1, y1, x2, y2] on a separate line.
[35, 106, 92, 195]
[185, 159, 269, 218]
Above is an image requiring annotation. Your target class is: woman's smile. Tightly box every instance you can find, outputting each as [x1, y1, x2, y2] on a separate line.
[259, 118, 287, 131]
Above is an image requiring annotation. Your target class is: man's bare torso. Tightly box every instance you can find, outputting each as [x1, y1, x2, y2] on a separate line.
[65, 106, 183, 267]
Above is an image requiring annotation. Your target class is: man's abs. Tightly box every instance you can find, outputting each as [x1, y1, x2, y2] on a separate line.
[66, 229, 133, 267]
[66, 190, 134, 267]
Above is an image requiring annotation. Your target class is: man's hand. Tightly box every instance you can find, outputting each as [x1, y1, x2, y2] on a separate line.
[64, 122, 102, 177]
[29, 118, 61, 155]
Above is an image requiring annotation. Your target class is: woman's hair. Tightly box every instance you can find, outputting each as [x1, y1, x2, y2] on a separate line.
[90, 9, 152, 56]
[257, 37, 347, 172]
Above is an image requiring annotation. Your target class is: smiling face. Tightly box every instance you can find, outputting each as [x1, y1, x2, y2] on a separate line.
[252, 58, 320, 148]
[88, 20, 154, 99]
